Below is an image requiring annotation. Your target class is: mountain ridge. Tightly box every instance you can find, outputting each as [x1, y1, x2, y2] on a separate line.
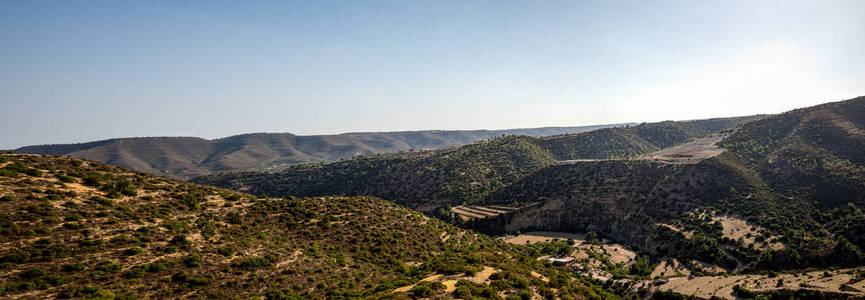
[194, 115, 761, 210]
[15, 124, 631, 179]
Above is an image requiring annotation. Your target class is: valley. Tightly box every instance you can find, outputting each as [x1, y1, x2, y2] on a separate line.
[192, 96, 865, 298]
[2, 97, 864, 299]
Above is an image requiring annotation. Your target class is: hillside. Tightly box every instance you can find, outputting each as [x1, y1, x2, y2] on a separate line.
[0, 154, 625, 299]
[538, 116, 763, 160]
[195, 97, 865, 275]
[14, 125, 625, 179]
[472, 96, 865, 272]
[195, 116, 757, 211]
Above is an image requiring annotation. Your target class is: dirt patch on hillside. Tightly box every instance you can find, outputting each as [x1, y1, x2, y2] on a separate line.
[655, 223, 693, 239]
[504, 231, 585, 245]
[643, 133, 729, 163]
[392, 266, 501, 295]
[713, 215, 785, 250]
[651, 259, 690, 278]
[655, 268, 865, 299]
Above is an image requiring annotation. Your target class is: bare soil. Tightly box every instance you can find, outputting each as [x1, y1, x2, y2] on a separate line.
[655, 268, 865, 299]
[504, 231, 586, 245]
[642, 132, 729, 163]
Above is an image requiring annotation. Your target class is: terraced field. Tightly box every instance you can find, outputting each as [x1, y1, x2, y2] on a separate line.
[451, 205, 519, 221]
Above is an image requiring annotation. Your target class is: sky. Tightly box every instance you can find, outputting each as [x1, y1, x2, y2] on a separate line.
[2, 0, 864, 149]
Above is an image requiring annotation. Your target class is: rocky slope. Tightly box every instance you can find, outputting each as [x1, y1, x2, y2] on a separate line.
[473, 96, 865, 272]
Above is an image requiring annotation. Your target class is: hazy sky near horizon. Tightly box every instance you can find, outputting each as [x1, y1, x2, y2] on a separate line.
[2, 0, 864, 149]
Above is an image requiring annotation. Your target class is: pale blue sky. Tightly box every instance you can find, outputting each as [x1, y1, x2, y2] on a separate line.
[2, 0, 864, 149]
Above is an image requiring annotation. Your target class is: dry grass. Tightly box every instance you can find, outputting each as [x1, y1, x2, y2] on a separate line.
[655, 268, 865, 299]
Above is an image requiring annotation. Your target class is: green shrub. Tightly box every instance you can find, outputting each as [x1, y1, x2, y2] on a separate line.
[183, 255, 202, 267]
[453, 285, 472, 299]
[95, 261, 123, 273]
[92, 197, 113, 206]
[20, 268, 46, 279]
[732, 285, 755, 298]
[62, 263, 86, 272]
[172, 272, 210, 286]
[122, 266, 147, 279]
[123, 247, 144, 256]
[57, 174, 76, 183]
[0, 195, 15, 202]
[147, 262, 166, 273]
[410, 281, 444, 298]
[227, 212, 243, 225]
[218, 247, 235, 257]
[79, 239, 103, 247]
[64, 213, 84, 222]
[169, 235, 191, 247]
[101, 180, 138, 197]
[24, 168, 43, 177]
[237, 256, 273, 270]
[82, 175, 102, 187]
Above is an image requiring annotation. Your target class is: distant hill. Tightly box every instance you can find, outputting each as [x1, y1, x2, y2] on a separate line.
[194, 116, 759, 210]
[0, 154, 619, 298]
[14, 124, 628, 179]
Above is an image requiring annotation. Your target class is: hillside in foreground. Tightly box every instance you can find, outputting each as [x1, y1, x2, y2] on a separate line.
[14, 125, 626, 179]
[0, 154, 620, 299]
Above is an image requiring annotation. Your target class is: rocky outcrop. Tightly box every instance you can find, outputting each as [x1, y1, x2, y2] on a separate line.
[471, 158, 750, 254]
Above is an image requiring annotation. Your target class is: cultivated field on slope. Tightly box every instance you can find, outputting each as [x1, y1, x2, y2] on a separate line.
[451, 205, 519, 221]
[558, 130, 734, 165]
[641, 131, 732, 163]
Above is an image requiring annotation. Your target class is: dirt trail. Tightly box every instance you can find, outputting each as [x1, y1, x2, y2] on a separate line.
[392, 266, 501, 294]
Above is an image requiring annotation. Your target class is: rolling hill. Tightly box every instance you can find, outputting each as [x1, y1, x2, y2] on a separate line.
[5, 97, 864, 299]
[195, 96, 865, 275]
[472, 96, 865, 272]
[14, 125, 627, 179]
[0, 154, 622, 299]
[194, 116, 759, 210]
